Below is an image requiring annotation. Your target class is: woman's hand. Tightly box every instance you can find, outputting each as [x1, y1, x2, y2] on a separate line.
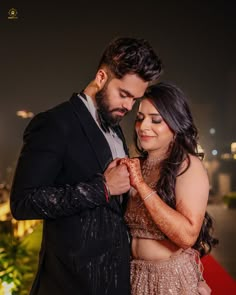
[119, 158, 144, 190]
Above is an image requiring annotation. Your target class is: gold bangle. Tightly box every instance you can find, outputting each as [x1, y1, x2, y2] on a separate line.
[143, 190, 156, 201]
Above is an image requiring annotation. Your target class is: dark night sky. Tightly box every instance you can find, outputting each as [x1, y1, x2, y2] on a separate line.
[0, 0, 235, 181]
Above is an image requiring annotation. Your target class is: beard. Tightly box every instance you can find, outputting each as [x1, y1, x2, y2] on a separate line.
[95, 83, 128, 126]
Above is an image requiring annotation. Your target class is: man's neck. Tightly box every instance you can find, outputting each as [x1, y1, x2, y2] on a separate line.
[83, 82, 97, 106]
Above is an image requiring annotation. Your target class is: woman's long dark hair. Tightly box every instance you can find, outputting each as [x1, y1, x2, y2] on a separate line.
[134, 82, 218, 257]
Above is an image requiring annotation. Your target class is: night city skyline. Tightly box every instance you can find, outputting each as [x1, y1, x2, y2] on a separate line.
[0, 0, 236, 181]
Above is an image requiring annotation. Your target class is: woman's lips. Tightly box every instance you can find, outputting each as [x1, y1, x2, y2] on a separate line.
[139, 135, 155, 141]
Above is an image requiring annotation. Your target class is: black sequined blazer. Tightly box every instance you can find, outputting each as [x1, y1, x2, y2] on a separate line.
[10, 93, 131, 295]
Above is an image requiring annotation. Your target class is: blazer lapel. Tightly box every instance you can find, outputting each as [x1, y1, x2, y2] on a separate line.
[69, 93, 113, 171]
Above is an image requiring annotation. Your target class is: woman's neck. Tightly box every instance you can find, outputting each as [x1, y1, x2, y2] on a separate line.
[146, 149, 167, 163]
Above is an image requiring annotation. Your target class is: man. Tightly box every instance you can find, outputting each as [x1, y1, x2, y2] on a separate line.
[10, 37, 162, 295]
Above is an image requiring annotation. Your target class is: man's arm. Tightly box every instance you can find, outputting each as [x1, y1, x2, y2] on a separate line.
[10, 112, 108, 220]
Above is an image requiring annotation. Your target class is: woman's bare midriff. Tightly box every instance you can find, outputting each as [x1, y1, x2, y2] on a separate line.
[131, 237, 181, 261]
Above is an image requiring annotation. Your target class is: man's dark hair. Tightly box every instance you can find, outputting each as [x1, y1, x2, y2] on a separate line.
[97, 37, 163, 82]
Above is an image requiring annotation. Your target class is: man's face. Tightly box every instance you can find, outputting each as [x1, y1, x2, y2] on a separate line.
[95, 74, 148, 126]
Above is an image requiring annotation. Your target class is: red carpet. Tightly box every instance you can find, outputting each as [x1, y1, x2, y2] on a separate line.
[201, 255, 236, 294]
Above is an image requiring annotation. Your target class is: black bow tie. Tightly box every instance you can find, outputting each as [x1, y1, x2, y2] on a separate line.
[97, 111, 113, 133]
[79, 91, 113, 133]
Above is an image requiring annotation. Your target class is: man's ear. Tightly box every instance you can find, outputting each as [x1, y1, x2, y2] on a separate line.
[95, 69, 108, 90]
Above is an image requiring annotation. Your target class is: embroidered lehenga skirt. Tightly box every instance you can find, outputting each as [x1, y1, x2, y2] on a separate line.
[130, 248, 211, 295]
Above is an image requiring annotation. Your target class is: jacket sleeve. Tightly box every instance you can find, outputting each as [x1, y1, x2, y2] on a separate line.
[10, 112, 107, 220]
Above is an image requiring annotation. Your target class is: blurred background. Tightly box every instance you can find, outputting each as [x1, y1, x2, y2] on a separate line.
[0, 1, 235, 294]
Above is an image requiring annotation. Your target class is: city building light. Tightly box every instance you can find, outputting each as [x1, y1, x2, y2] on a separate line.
[197, 144, 204, 154]
[231, 142, 236, 154]
[16, 110, 34, 119]
[212, 149, 218, 156]
[209, 128, 216, 135]
[1, 281, 15, 295]
[221, 153, 232, 160]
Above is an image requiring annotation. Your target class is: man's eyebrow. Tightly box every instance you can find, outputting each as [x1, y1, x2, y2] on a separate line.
[120, 88, 145, 100]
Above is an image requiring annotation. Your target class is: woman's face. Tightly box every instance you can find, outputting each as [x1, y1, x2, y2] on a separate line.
[135, 98, 174, 156]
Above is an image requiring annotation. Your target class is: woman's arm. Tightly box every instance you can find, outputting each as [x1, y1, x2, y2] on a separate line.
[122, 156, 209, 248]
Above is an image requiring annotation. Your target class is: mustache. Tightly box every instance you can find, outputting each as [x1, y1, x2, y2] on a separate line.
[111, 108, 128, 114]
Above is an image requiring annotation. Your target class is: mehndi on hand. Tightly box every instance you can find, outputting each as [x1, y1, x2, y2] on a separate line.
[120, 158, 144, 189]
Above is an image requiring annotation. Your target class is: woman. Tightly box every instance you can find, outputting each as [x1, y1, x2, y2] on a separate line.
[121, 82, 218, 294]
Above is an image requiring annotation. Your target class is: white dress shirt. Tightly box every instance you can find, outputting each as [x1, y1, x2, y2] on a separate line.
[78, 93, 127, 159]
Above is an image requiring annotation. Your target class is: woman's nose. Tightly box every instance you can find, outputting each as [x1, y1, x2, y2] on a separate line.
[140, 119, 150, 130]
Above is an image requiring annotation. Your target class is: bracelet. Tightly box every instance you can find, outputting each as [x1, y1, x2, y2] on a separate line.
[103, 180, 111, 202]
[97, 173, 111, 203]
[97, 173, 111, 202]
[143, 190, 156, 201]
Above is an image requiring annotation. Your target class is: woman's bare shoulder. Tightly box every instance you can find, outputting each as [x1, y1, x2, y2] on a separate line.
[178, 154, 207, 177]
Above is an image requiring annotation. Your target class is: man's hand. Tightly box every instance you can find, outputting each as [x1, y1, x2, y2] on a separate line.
[104, 158, 130, 195]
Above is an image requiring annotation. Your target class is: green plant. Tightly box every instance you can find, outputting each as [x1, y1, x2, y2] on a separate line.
[223, 191, 236, 208]
[0, 234, 36, 295]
